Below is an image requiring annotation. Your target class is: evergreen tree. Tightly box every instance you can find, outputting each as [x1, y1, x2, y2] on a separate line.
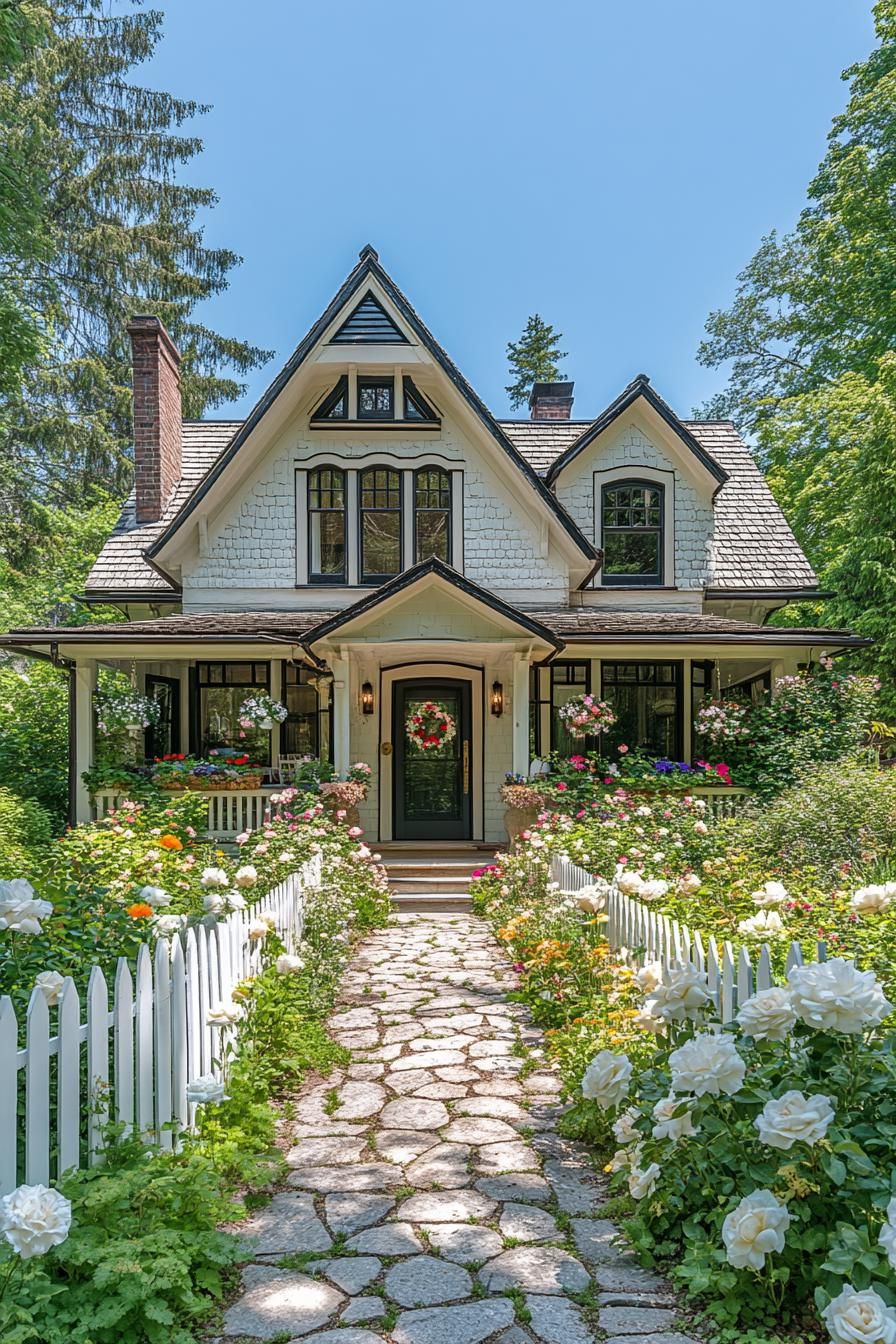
[0, 0, 272, 546]
[697, 0, 896, 708]
[505, 314, 567, 409]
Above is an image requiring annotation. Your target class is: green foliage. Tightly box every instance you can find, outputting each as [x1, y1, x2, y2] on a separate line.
[505, 313, 567, 409]
[697, 1, 896, 709]
[0, 784, 53, 876]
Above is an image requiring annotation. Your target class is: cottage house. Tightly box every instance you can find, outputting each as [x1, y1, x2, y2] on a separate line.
[5, 247, 865, 840]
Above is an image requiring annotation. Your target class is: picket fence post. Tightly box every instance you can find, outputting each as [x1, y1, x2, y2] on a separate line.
[2, 866, 318, 1197]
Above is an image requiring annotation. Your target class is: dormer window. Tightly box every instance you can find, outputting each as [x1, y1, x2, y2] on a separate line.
[601, 480, 664, 585]
[358, 378, 393, 419]
[313, 376, 348, 420]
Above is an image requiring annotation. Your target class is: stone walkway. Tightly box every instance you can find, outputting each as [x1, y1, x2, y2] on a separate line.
[220, 913, 701, 1344]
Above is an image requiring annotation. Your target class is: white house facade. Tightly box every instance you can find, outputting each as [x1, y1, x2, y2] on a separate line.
[5, 246, 866, 841]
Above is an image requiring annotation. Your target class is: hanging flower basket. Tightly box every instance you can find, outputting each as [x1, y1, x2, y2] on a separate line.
[406, 701, 456, 752]
[557, 694, 617, 740]
[95, 689, 162, 736]
[238, 694, 288, 734]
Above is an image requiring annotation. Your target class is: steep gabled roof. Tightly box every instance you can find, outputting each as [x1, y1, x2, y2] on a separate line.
[146, 246, 597, 568]
[544, 374, 728, 488]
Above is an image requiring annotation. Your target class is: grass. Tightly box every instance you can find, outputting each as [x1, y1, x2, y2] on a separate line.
[503, 1286, 532, 1324]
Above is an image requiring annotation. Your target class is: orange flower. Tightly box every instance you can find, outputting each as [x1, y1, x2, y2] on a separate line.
[126, 902, 154, 919]
[159, 835, 182, 851]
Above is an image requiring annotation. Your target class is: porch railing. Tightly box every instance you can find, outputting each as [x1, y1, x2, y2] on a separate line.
[685, 785, 751, 819]
[93, 788, 277, 840]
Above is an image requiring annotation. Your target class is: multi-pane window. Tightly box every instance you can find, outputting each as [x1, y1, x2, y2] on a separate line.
[360, 467, 402, 582]
[196, 662, 272, 763]
[358, 379, 393, 419]
[414, 468, 451, 563]
[551, 662, 591, 754]
[282, 663, 330, 761]
[601, 480, 664, 584]
[308, 468, 346, 582]
[601, 662, 682, 759]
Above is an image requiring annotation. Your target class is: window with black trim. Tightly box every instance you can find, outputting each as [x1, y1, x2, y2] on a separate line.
[360, 467, 402, 582]
[312, 376, 348, 420]
[358, 378, 393, 419]
[414, 468, 451, 563]
[308, 467, 346, 583]
[196, 662, 272, 763]
[551, 662, 591, 753]
[282, 663, 331, 760]
[601, 480, 664, 584]
[404, 377, 438, 421]
[601, 662, 682, 759]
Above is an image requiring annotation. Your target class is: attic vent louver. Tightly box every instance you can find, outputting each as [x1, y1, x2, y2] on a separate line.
[331, 291, 408, 344]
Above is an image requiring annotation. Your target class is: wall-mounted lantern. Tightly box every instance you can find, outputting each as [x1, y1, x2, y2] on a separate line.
[490, 680, 504, 717]
[360, 681, 375, 715]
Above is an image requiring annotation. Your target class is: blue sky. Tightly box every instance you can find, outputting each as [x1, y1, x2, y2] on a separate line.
[144, 1, 874, 423]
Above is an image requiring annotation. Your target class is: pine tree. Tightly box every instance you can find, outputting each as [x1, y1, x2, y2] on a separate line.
[0, 0, 272, 535]
[505, 314, 567, 410]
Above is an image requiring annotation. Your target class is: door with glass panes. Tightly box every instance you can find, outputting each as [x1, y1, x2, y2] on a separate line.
[393, 679, 472, 840]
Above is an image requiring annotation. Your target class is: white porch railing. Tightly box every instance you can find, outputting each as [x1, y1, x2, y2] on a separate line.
[671, 785, 751, 819]
[0, 857, 320, 1196]
[94, 788, 277, 840]
[551, 854, 825, 1024]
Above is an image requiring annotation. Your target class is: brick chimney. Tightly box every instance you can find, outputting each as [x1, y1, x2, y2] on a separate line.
[529, 380, 574, 421]
[128, 315, 182, 522]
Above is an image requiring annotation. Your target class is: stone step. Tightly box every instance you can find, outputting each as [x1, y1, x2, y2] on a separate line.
[388, 875, 475, 895]
[389, 891, 473, 912]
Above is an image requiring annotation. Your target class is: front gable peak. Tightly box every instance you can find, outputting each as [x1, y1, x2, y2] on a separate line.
[330, 290, 409, 345]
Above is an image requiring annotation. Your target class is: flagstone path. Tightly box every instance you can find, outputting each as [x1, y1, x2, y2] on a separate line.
[220, 913, 701, 1344]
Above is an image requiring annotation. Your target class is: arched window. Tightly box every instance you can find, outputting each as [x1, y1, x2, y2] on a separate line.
[601, 480, 664, 585]
[360, 467, 402, 582]
[308, 467, 346, 583]
[414, 468, 451, 563]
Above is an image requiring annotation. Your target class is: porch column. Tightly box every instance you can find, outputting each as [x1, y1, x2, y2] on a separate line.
[269, 659, 282, 766]
[331, 655, 350, 776]
[682, 656, 692, 762]
[770, 660, 785, 696]
[73, 659, 97, 824]
[512, 654, 529, 777]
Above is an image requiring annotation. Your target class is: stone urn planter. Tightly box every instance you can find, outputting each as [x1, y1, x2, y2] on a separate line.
[500, 785, 549, 847]
[319, 781, 368, 832]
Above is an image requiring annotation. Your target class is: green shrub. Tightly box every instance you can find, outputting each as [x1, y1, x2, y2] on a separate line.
[0, 786, 54, 877]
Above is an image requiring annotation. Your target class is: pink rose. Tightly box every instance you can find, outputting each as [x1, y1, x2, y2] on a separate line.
[618, 744, 629, 754]
[348, 826, 363, 838]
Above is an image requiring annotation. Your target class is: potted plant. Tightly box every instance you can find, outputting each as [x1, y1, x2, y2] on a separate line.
[238, 693, 288, 735]
[95, 688, 162, 735]
[317, 761, 372, 829]
[152, 754, 265, 791]
[500, 774, 549, 845]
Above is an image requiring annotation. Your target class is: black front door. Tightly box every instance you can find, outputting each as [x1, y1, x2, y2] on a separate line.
[393, 679, 472, 841]
[145, 675, 181, 760]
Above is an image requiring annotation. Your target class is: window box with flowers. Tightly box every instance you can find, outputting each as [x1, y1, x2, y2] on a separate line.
[151, 754, 265, 791]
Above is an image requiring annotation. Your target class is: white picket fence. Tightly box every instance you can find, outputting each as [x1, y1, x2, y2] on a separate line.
[0, 857, 320, 1197]
[551, 854, 827, 1023]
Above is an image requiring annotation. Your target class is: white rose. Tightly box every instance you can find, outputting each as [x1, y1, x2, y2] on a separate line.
[247, 918, 269, 941]
[755, 1090, 835, 1150]
[575, 882, 609, 914]
[0, 880, 53, 936]
[646, 962, 711, 1023]
[823, 1285, 896, 1344]
[751, 880, 788, 907]
[693, 820, 709, 835]
[737, 987, 797, 1042]
[616, 869, 644, 896]
[225, 891, 246, 911]
[0, 1183, 72, 1259]
[652, 1095, 699, 1143]
[640, 879, 669, 902]
[722, 1189, 790, 1270]
[738, 910, 787, 939]
[200, 867, 230, 889]
[633, 1004, 666, 1034]
[276, 953, 305, 974]
[612, 1106, 640, 1145]
[678, 872, 701, 895]
[278, 851, 296, 864]
[185, 1074, 226, 1106]
[628, 1161, 661, 1200]
[203, 893, 225, 915]
[606, 1148, 631, 1173]
[234, 865, 258, 888]
[879, 1197, 896, 1270]
[850, 884, 892, 916]
[206, 1000, 243, 1027]
[669, 1032, 746, 1098]
[581, 1050, 633, 1109]
[138, 884, 171, 908]
[34, 971, 66, 1006]
[788, 958, 892, 1035]
[154, 914, 186, 936]
[635, 961, 662, 993]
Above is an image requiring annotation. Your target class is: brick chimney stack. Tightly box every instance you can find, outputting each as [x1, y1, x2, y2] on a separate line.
[128, 315, 182, 522]
[529, 380, 574, 421]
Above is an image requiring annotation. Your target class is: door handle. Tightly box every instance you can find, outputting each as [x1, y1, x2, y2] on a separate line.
[462, 740, 470, 795]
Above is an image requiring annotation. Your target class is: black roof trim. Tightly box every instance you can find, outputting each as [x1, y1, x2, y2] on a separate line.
[545, 374, 729, 488]
[705, 587, 835, 601]
[560, 631, 871, 647]
[146, 249, 598, 565]
[303, 557, 564, 649]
